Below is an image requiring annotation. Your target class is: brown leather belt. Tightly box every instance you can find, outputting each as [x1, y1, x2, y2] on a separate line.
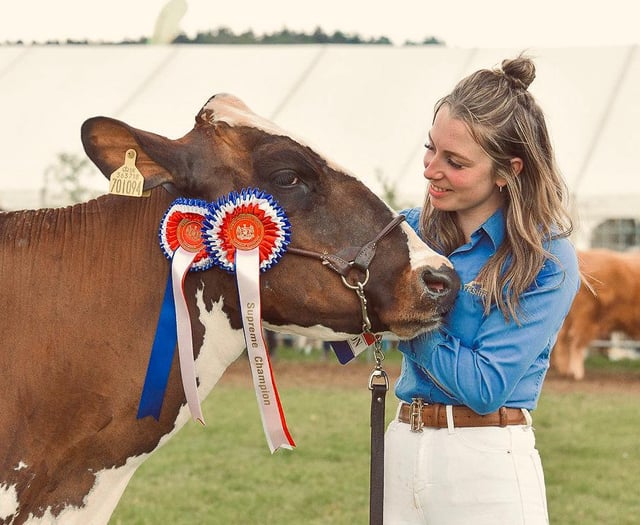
[398, 400, 527, 432]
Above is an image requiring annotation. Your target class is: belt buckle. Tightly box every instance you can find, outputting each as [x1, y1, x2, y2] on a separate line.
[409, 398, 424, 433]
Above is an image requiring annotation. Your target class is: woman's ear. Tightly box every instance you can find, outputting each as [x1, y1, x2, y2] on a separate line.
[510, 157, 523, 176]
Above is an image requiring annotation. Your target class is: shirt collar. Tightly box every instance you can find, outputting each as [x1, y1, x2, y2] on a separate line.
[401, 206, 505, 253]
[470, 209, 505, 252]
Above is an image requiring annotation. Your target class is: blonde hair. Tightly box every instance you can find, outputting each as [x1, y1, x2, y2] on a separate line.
[420, 54, 573, 323]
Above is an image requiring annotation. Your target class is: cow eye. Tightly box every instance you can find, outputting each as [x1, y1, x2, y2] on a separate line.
[271, 169, 300, 187]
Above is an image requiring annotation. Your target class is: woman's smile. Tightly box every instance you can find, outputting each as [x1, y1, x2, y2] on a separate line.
[428, 183, 450, 195]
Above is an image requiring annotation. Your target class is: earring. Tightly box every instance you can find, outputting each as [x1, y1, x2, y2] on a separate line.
[499, 185, 504, 193]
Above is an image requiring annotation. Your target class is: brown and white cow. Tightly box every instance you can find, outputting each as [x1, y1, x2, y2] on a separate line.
[551, 248, 640, 379]
[0, 94, 459, 524]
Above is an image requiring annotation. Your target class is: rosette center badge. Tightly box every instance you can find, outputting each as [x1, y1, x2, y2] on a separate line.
[176, 218, 204, 253]
[228, 213, 265, 250]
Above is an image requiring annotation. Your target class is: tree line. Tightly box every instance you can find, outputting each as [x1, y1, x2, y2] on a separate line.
[4, 26, 443, 47]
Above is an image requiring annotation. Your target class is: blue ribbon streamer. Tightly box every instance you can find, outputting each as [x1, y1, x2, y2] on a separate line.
[137, 274, 179, 420]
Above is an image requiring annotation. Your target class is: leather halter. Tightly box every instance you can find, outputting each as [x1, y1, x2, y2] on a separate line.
[286, 214, 406, 334]
[287, 214, 406, 284]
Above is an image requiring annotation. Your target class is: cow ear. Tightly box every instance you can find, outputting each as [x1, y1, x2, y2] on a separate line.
[81, 116, 182, 191]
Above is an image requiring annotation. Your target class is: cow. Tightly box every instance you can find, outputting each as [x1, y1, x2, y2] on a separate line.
[551, 248, 640, 379]
[0, 93, 459, 524]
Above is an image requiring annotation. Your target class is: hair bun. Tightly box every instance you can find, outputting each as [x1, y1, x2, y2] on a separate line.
[500, 56, 536, 90]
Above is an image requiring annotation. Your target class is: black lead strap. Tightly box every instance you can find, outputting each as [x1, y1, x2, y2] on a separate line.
[368, 338, 389, 525]
[286, 215, 405, 523]
[286, 215, 405, 524]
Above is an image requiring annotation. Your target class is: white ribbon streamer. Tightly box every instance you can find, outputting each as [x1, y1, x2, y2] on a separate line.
[172, 246, 205, 425]
[236, 247, 295, 453]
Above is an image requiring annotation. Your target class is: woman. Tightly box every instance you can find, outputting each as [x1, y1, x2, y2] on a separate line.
[384, 55, 580, 524]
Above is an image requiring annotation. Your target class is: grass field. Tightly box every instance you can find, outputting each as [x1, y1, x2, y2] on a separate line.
[109, 351, 640, 524]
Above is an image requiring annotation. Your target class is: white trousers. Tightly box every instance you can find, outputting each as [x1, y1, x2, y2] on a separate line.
[383, 405, 549, 525]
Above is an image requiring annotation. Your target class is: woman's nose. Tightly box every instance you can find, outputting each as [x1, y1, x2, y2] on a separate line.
[423, 157, 440, 180]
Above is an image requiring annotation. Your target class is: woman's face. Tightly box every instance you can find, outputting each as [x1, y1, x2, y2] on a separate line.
[423, 105, 505, 232]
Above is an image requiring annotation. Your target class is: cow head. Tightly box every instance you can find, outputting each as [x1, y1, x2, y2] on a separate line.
[81, 93, 459, 339]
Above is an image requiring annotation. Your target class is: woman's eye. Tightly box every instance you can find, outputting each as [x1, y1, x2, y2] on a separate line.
[424, 142, 434, 151]
[447, 158, 463, 169]
[272, 169, 300, 187]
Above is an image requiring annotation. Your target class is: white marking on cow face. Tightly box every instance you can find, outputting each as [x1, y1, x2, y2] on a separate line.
[401, 221, 452, 271]
[0, 483, 19, 522]
[201, 94, 288, 139]
[13, 461, 27, 471]
[201, 94, 353, 178]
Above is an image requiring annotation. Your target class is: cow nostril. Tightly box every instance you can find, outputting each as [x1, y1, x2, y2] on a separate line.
[425, 279, 446, 296]
[422, 266, 461, 303]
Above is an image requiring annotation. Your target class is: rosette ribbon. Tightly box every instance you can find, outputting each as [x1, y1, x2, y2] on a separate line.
[203, 188, 295, 452]
[137, 198, 214, 424]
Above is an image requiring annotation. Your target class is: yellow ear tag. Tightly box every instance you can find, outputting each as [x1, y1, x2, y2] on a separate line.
[109, 149, 151, 197]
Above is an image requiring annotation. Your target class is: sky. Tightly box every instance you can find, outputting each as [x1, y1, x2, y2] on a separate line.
[2, 0, 639, 48]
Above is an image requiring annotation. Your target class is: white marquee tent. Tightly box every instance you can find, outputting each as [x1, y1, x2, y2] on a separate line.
[1, 44, 638, 248]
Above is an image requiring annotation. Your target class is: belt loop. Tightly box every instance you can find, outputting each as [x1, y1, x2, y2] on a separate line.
[499, 407, 508, 427]
[445, 405, 455, 434]
[521, 408, 533, 428]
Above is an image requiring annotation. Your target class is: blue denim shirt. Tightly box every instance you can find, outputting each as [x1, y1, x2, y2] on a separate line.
[396, 207, 580, 414]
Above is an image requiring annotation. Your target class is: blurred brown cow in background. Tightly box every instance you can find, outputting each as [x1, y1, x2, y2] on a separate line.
[552, 249, 640, 379]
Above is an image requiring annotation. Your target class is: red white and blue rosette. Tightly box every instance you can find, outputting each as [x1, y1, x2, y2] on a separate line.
[202, 188, 291, 273]
[138, 198, 211, 425]
[203, 188, 295, 452]
[158, 198, 214, 272]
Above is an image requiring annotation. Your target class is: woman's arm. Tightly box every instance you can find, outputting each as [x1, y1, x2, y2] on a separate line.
[403, 240, 580, 413]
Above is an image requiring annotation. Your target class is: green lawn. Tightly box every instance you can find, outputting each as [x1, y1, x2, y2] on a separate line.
[110, 353, 640, 524]
[536, 391, 640, 524]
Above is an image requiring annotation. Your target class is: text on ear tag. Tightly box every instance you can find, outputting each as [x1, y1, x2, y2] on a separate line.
[109, 149, 150, 197]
